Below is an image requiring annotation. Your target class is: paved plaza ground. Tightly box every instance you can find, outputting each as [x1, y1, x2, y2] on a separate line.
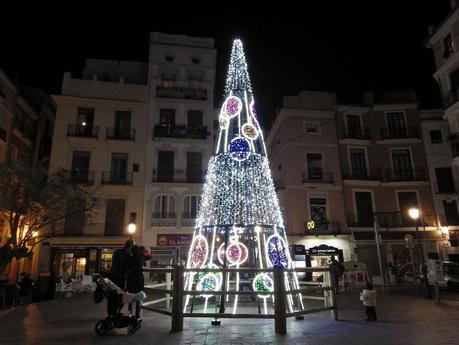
[1, 289, 458, 345]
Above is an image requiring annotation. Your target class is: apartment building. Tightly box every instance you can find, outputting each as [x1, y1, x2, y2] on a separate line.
[144, 33, 217, 266]
[337, 92, 439, 276]
[267, 91, 350, 269]
[42, 59, 148, 278]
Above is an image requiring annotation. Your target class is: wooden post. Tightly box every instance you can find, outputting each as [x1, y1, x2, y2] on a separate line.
[329, 268, 339, 321]
[166, 268, 172, 310]
[171, 265, 184, 332]
[273, 267, 286, 335]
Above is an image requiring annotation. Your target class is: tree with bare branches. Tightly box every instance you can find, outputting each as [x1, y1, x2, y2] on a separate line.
[0, 160, 97, 275]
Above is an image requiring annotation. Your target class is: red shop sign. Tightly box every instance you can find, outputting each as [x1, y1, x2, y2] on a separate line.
[157, 234, 193, 247]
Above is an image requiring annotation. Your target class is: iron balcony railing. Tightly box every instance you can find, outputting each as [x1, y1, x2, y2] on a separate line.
[342, 128, 371, 140]
[152, 169, 205, 183]
[383, 169, 427, 182]
[65, 169, 95, 185]
[432, 182, 457, 194]
[342, 169, 381, 180]
[67, 124, 98, 138]
[302, 171, 333, 184]
[101, 171, 133, 185]
[182, 214, 197, 226]
[106, 127, 136, 141]
[151, 213, 177, 226]
[380, 127, 419, 139]
[304, 221, 341, 235]
[153, 125, 208, 140]
[374, 212, 436, 228]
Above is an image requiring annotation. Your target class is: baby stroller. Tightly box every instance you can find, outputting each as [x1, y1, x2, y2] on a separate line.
[92, 273, 146, 335]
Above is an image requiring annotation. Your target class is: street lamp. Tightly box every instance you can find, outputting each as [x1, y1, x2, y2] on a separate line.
[408, 207, 429, 298]
[128, 223, 136, 240]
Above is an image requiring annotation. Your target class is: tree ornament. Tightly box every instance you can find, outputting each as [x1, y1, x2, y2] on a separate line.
[229, 137, 250, 161]
[241, 123, 259, 140]
[252, 273, 274, 298]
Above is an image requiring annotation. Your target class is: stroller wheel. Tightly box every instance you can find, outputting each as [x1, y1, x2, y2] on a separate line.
[128, 320, 141, 334]
[95, 320, 110, 335]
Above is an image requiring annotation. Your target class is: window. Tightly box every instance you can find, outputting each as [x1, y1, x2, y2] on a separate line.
[186, 152, 202, 183]
[159, 108, 176, 127]
[443, 200, 459, 225]
[153, 195, 175, 219]
[114, 111, 131, 138]
[346, 115, 362, 137]
[386, 112, 406, 137]
[397, 192, 418, 225]
[350, 148, 367, 177]
[132, 163, 139, 172]
[105, 199, 125, 235]
[391, 149, 413, 179]
[110, 153, 128, 182]
[430, 130, 443, 144]
[443, 33, 454, 59]
[64, 198, 85, 235]
[187, 110, 203, 127]
[71, 151, 90, 182]
[278, 163, 282, 171]
[304, 122, 320, 134]
[99, 249, 114, 273]
[306, 153, 323, 180]
[435, 168, 455, 193]
[309, 198, 328, 230]
[191, 57, 201, 65]
[184, 195, 202, 218]
[355, 192, 373, 226]
[157, 151, 174, 182]
[164, 55, 175, 63]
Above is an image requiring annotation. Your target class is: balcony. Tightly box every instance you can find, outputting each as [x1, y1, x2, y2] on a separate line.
[101, 171, 133, 185]
[182, 214, 197, 226]
[156, 85, 207, 101]
[64, 169, 95, 185]
[67, 124, 98, 138]
[374, 212, 437, 228]
[342, 169, 381, 181]
[383, 169, 427, 182]
[106, 128, 136, 141]
[302, 171, 333, 184]
[304, 221, 341, 235]
[153, 125, 208, 140]
[151, 213, 176, 226]
[342, 128, 371, 140]
[380, 127, 418, 140]
[152, 169, 205, 183]
[433, 182, 457, 194]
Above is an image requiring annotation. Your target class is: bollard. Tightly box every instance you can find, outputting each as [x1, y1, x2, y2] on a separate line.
[273, 267, 286, 335]
[171, 265, 184, 332]
[329, 268, 339, 321]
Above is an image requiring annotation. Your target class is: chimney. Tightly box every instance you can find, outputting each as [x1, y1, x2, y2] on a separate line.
[363, 92, 375, 105]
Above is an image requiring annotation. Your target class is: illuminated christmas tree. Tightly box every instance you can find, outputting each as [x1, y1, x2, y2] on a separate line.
[185, 39, 303, 314]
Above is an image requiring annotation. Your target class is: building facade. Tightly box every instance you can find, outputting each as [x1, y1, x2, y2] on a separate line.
[426, 3, 459, 260]
[267, 91, 350, 271]
[42, 59, 149, 279]
[144, 32, 217, 266]
[337, 93, 438, 278]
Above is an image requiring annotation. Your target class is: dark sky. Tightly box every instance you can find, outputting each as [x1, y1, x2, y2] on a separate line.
[0, 1, 452, 128]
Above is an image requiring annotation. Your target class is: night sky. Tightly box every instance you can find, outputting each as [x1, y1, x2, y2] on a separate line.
[0, 1, 453, 128]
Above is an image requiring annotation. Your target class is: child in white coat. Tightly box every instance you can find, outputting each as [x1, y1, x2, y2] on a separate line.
[360, 282, 377, 321]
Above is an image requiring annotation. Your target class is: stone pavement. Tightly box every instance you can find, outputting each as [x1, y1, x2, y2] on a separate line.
[1, 290, 458, 345]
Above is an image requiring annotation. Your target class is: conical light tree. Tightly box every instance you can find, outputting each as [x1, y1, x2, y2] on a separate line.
[185, 39, 303, 315]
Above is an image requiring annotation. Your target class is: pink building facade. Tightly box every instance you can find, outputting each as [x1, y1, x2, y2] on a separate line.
[267, 91, 352, 265]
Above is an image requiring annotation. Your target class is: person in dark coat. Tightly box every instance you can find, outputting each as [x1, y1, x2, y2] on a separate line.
[110, 240, 134, 290]
[126, 245, 145, 318]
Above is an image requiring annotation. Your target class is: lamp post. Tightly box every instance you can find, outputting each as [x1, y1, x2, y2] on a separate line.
[128, 223, 136, 240]
[408, 208, 430, 298]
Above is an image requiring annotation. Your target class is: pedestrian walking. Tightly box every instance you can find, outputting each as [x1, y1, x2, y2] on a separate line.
[360, 281, 377, 321]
